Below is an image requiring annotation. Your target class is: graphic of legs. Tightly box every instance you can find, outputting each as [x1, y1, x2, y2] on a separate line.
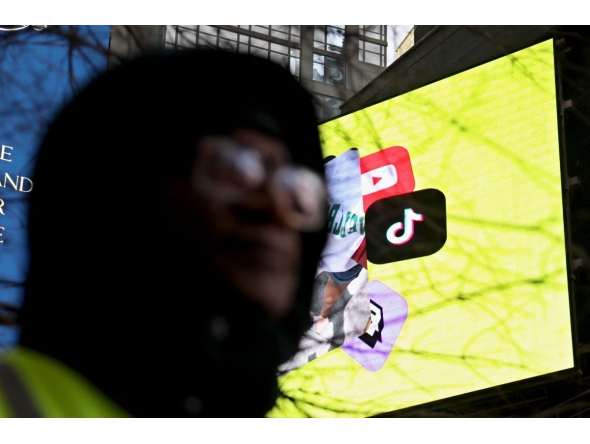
[315, 264, 363, 334]
[315, 275, 349, 334]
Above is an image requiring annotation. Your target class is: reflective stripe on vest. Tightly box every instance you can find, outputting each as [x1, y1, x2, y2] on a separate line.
[0, 361, 41, 417]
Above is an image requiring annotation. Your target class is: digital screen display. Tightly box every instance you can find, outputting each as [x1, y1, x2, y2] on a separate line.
[270, 39, 574, 417]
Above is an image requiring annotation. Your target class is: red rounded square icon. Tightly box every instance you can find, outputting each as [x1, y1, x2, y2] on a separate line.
[360, 146, 415, 212]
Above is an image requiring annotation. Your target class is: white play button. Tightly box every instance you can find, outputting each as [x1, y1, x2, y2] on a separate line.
[360, 164, 398, 195]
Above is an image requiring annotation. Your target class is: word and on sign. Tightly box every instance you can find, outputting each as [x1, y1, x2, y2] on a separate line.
[0, 144, 34, 243]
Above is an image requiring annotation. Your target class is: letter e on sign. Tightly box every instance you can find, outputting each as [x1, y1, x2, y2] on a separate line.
[1, 145, 13, 162]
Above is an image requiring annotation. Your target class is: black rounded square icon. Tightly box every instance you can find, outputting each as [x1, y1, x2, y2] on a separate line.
[366, 188, 447, 264]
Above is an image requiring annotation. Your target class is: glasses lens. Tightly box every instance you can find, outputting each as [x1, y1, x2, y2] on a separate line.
[227, 146, 265, 188]
[207, 140, 264, 189]
[274, 166, 327, 232]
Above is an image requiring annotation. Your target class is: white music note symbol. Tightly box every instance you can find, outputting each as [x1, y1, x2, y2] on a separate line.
[386, 208, 423, 245]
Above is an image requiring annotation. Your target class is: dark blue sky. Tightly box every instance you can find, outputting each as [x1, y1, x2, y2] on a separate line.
[0, 25, 111, 349]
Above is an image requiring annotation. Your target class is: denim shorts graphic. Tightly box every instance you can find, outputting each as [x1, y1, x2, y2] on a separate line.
[329, 263, 363, 285]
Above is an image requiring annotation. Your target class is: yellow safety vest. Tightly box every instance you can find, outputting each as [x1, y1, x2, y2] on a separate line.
[0, 347, 131, 418]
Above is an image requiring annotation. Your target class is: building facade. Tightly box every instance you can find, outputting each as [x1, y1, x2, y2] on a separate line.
[110, 25, 389, 122]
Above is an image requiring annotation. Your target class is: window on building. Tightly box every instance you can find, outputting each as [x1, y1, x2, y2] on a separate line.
[270, 25, 300, 43]
[312, 53, 345, 87]
[288, 48, 301, 79]
[359, 39, 386, 67]
[313, 25, 345, 54]
[359, 25, 386, 41]
[313, 94, 344, 121]
[238, 36, 300, 79]
[358, 25, 387, 66]
[237, 25, 301, 44]
[165, 26, 301, 78]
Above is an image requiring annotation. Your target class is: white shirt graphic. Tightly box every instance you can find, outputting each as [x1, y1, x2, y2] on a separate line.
[320, 149, 365, 273]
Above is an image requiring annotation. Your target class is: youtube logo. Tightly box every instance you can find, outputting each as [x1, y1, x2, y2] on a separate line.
[361, 165, 398, 194]
[365, 188, 447, 264]
[360, 146, 415, 212]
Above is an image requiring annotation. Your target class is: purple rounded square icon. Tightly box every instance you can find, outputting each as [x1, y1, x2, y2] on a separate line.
[342, 280, 408, 372]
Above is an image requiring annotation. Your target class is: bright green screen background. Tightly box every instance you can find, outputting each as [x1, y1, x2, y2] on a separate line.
[269, 40, 574, 418]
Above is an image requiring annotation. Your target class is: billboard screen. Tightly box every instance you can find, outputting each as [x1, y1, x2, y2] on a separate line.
[271, 39, 575, 417]
[0, 26, 111, 350]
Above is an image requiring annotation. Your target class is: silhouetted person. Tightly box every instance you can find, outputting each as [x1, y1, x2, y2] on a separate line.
[0, 48, 327, 417]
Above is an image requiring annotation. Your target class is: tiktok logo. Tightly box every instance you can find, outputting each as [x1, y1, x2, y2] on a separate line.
[365, 189, 447, 264]
[386, 208, 423, 245]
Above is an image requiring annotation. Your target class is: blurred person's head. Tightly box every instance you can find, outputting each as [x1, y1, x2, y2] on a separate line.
[19, 48, 327, 417]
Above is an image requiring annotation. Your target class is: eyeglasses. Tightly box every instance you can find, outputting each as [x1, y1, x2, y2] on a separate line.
[193, 136, 327, 233]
